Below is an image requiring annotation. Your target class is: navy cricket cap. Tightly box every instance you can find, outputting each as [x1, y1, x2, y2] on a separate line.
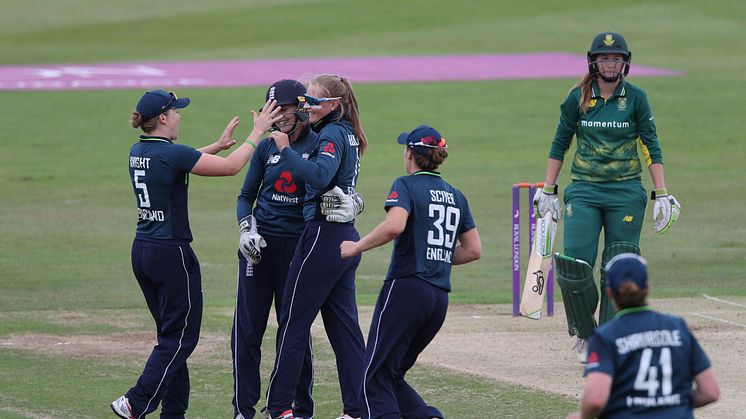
[397, 125, 447, 155]
[605, 253, 648, 292]
[266, 79, 306, 106]
[136, 90, 190, 121]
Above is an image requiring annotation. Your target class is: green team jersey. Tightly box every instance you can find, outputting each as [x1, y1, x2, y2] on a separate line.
[549, 79, 663, 182]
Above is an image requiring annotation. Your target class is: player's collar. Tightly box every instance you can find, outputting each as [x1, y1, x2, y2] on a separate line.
[139, 135, 172, 143]
[413, 170, 441, 177]
[615, 305, 651, 318]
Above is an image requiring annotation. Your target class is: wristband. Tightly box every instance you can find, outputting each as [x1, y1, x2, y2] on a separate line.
[542, 184, 558, 194]
[245, 139, 257, 149]
[651, 188, 668, 200]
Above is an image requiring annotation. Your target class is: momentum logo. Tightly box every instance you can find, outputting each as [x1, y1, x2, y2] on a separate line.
[580, 120, 630, 128]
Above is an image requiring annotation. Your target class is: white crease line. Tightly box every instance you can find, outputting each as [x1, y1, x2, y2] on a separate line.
[702, 294, 746, 309]
[692, 313, 746, 329]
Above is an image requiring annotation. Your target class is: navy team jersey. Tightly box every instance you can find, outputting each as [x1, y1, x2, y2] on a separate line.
[128, 136, 201, 244]
[585, 307, 711, 419]
[384, 171, 475, 291]
[237, 125, 319, 237]
[280, 119, 361, 221]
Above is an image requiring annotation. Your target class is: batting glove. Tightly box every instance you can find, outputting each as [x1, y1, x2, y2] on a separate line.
[238, 215, 266, 265]
[651, 188, 681, 234]
[320, 186, 365, 223]
[533, 184, 561, 220]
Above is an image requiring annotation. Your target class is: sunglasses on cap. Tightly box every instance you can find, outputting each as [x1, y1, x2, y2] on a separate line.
[159, 91, 179, 112]
[298, 94, 342, 106]
[409, 136, 447, 149]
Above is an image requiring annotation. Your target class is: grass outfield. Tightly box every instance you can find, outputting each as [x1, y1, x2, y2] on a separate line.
[1, 0, 745, 417]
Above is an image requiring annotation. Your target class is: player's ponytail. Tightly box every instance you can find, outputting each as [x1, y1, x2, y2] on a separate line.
[614, 281, 648, 309]
[131, 111, 158, 133]
[573, 73, 595, 115]
[311, 74, 368, 155]
[412, 147, 448, 171]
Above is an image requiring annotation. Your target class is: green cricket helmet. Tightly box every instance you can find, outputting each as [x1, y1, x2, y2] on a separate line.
[587, 32, 632, 80]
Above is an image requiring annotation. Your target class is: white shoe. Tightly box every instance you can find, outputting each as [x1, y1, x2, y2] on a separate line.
[111, 396, 134, 419]
[573, 337, 588, 364]
[235, 414, 246, 419]
[337, 414, 360, 419]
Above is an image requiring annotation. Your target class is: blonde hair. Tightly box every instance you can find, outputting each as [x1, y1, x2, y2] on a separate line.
[310, 74, 368, 154]
[131, 111, 158, 133]
[412, 147, 448, 171]
[573, 73, 595, 115]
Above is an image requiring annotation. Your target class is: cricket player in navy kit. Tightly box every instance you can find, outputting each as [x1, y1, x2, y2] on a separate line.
[111, 90, 281, 419]
[340, 125, 482, 419]
[568, 254, 719, 419]
[231, 80, 318, 419]
[264, 74, 368, 419]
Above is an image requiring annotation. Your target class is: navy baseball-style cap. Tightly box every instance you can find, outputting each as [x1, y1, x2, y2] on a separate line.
[397, 125, 447, 155]
[136, 90, 190, 121]
[266, 79, 306, 106]
[605, 253, 648, 292]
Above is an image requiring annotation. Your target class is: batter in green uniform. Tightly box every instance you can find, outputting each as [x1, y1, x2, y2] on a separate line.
[534, 32, 682, 363]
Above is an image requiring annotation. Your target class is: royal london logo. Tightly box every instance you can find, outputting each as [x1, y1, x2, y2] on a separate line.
[604, 34, 615, 47]
[617, 97, 627, 111]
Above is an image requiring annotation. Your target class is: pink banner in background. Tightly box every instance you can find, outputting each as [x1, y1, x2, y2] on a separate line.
[0, 53, 680, 91]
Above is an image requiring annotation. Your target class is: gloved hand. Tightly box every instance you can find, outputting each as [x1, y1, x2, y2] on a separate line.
[652, 188, 681, 234]
[320, 186, 365, 223]
[533, 184, 561, 220]
[238, 215, 266, 265]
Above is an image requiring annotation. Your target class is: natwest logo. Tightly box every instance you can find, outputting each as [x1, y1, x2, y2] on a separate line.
[274, 171, 297, 194]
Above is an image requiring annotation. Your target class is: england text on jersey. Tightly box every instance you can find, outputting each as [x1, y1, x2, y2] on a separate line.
[426, 247, 452, 263]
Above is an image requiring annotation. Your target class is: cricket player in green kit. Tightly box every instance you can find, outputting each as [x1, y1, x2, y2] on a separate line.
[534, 32, 682, 363]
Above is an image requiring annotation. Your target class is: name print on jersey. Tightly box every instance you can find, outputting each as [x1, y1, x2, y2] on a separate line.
[426, 189, 460, 263]
[130, 155, 164, 222]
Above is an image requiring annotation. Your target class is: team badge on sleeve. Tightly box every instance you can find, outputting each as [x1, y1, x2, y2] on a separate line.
[386, 190, 399, 203]
[320, 141, 336, 159]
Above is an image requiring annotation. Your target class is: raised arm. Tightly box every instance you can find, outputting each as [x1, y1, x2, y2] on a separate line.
[192, 100, 281, 177]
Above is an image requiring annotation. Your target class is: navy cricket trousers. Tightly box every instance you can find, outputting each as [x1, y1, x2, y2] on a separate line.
[232, 235, 315, 419]
[267, 220, 366, 418]
[128, 239, 203, 419]
[361, 278, 448, 419]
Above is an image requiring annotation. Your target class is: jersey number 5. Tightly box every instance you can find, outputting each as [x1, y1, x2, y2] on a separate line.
[634, 347, 673, 397]
[427, 204, 460, 248]
[134, 169, 151, 208]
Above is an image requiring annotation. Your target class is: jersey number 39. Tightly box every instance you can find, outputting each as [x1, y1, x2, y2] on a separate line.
[427, 204, 460, 248]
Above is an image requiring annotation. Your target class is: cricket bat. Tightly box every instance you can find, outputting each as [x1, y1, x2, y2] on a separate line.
[519, 212, 557, 319]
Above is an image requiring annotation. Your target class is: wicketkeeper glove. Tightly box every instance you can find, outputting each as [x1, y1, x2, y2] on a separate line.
[651, 188, 681, 234]
[320, 186, 365, 223]
[238, 215, 266, 265]
[533, 184, 561, 220]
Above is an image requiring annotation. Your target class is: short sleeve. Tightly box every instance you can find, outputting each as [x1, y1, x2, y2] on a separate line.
[385, 177, 412, 213]
[168, 144, 202, 172]
[584, 333, 615, 377]
[686, 324, 711, 376]
[458, 192, 475, 234]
